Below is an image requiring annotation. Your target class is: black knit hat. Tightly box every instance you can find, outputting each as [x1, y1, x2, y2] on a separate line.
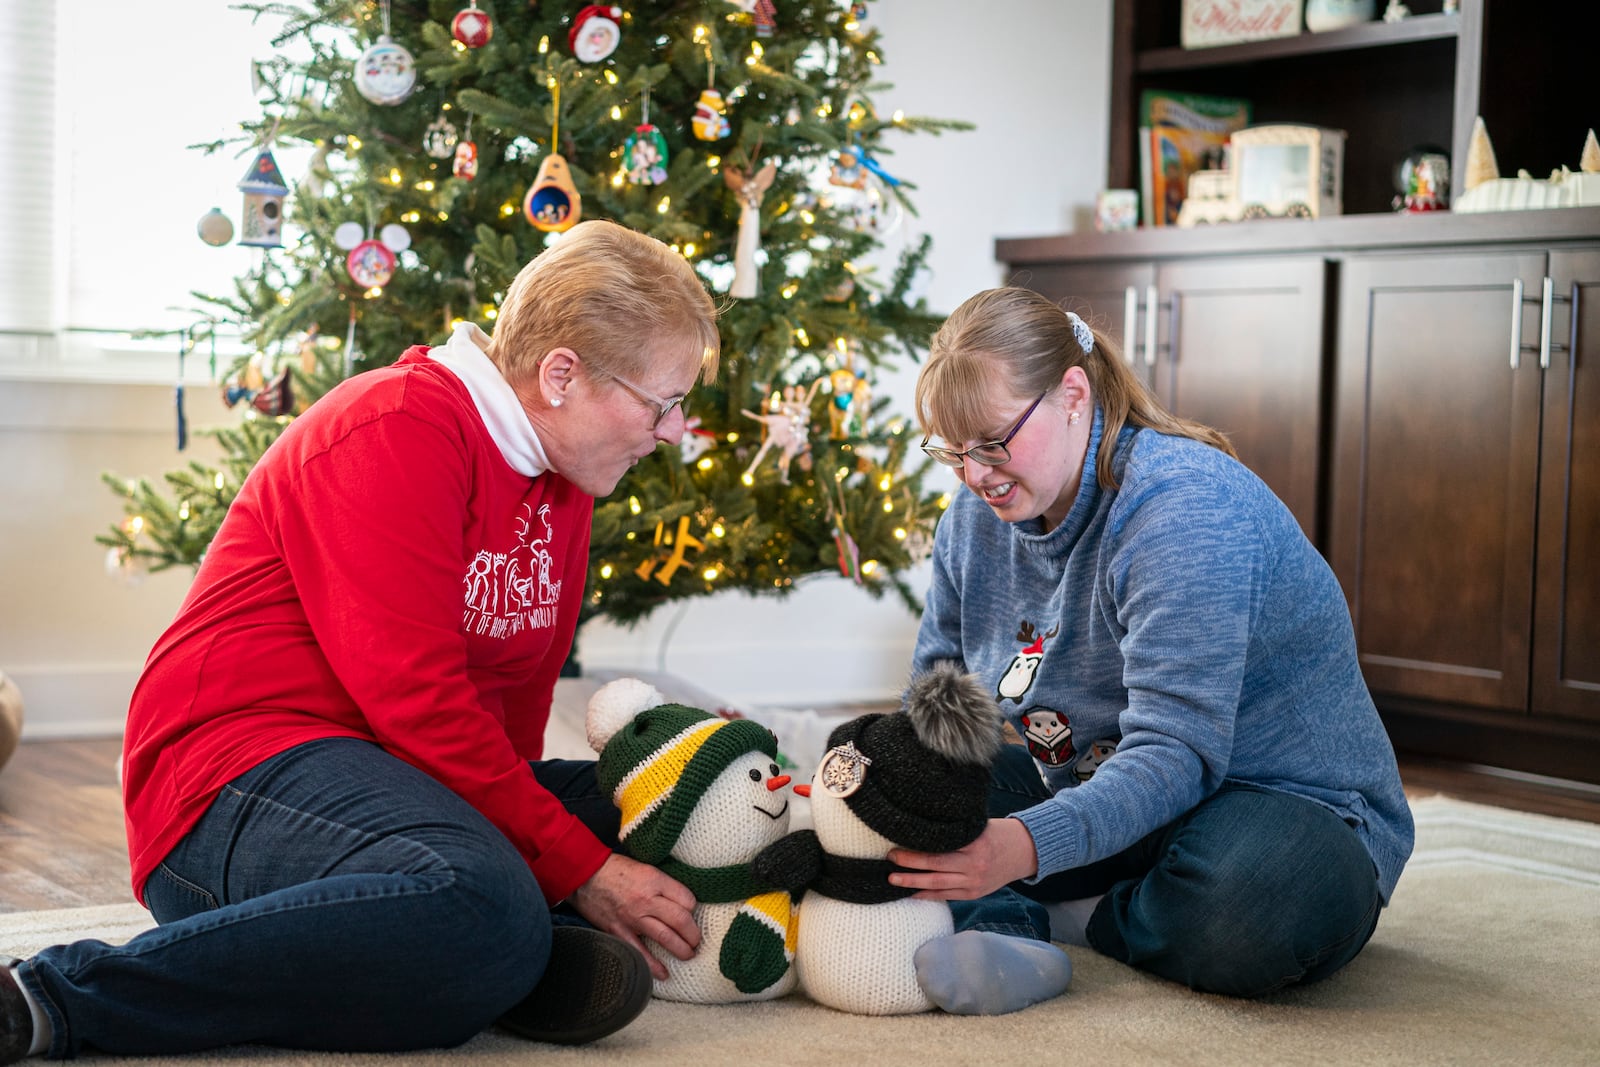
[818, 712, 991, 854]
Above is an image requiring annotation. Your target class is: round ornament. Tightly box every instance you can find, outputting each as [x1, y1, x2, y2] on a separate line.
[354, 35, 416, 106]
[451, 1, 494, 48]
[196, 207, 234, 246]
[569, 5, 623, 63]
[817, 741, 872, 798]
[347, 239, 398, 288]
[624, 124, 668, 185]
[422, 114, 459, 158]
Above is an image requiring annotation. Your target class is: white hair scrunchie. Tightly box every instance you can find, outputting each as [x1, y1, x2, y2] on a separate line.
[1064, 311, 1094, 355]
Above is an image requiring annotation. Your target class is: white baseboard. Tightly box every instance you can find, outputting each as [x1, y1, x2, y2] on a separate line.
[6, 664, 135, 739]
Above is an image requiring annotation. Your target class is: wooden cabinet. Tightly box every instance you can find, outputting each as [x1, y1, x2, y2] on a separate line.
[1016, 256, 1325, 540]
[1329, 249, 1547, 711]
[1532, 250, 1600, 723]
[1108, 1, 1598, 215]
[1329, 242, 1600, 767]
[1151, 257, 1326, 538]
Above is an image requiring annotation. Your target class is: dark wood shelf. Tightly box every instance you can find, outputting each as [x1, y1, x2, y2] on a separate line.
[1137, 13, 1460, 72]
[996, 206, 1600, 265]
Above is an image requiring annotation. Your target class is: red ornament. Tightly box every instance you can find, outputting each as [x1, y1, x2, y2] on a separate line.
[569, 5, 623, 62]
[346, 239, 397, 288]
[452, 2, 493, 48]
[453, 139, 479, 181]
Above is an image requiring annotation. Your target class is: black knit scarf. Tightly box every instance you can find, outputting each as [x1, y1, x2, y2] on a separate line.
[807, 852, 918, 905]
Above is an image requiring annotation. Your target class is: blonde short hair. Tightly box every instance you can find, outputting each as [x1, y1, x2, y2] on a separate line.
[917, 287, 1234, 491]
[488, 220, 721, 386]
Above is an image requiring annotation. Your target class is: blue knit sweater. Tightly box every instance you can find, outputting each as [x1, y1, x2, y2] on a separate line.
[912, 409, 1414, 902]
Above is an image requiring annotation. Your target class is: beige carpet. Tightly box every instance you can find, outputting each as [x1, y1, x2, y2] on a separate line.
[2, 794, 1596, 1066]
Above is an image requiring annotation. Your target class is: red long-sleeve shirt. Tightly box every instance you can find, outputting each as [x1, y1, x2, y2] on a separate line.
[122, 345, 607, 904]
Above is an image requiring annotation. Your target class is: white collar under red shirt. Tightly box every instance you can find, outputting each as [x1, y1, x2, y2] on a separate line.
[427, 322, 551, 478]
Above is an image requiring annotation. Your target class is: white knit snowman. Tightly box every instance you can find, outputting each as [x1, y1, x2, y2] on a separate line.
[755, 662, 1005, 1015]
[586, 678, 799, 1003]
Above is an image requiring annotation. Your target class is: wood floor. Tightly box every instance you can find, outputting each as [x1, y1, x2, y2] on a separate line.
[1, 737, 1597, 915]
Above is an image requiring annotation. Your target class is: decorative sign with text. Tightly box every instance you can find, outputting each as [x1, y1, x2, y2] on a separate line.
[1181, 0, 1303, 49]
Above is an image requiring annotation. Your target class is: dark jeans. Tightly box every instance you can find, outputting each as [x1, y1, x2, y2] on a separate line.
[16, 738, 615, 1058]
[953, 744, 1384, 998]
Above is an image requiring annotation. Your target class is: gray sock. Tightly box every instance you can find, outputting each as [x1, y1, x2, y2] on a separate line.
[913, 930, 1072, 1016]
[1044, 894, 1105, 948]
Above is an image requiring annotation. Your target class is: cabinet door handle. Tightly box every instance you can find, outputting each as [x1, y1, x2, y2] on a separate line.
[1510, 278, 1524, 369]
[1539, 275, 1574, 371]
[1123, 285, 1139, 367]
[1540, 276, 1555, 370]
[1144, 284, 1158, 367]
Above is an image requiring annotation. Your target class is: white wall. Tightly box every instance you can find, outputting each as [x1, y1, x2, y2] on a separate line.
[577, 0, 1111, 708]
[0, 0, 1111, 736]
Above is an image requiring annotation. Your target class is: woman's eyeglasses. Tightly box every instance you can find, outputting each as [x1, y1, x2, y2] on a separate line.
[919, 393, 1047, 468]
[603, 371, 689, 430]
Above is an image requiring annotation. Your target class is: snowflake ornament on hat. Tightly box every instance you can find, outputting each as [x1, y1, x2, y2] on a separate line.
[588, 678, 799, 1003]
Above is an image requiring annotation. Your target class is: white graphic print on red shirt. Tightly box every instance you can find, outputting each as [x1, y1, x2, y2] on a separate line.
[462, 502, 563, 638]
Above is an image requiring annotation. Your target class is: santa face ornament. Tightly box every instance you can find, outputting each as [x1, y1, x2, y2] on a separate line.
[569, 5, 623, 62]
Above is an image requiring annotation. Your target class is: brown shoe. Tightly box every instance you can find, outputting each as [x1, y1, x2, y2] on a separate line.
[0, 957, 34, 1064]
[497, 927, 651, 1046]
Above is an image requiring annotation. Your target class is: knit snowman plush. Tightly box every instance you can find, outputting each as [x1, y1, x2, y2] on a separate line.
[755, 662, 1005, 1015]
[586, 677, 799, 1004]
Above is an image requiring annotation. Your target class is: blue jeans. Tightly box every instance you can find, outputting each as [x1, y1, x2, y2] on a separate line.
[16, 738, 616, 1058]
[953, 744, 1383, 998]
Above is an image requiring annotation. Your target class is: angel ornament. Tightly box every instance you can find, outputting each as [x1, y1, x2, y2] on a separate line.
[723, 161, 777, 299]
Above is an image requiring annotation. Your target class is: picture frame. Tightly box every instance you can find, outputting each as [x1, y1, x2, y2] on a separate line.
[1181, 0, 1303, 49]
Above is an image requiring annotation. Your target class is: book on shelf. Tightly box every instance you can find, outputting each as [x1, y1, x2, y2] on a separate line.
[1138, 91, 1252, 227]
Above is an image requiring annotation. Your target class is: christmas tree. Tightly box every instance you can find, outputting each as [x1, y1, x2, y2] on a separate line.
[100, 0, 965, 630]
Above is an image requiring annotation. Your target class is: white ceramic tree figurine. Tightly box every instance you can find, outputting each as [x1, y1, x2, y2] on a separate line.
[724, 161, 777, 299]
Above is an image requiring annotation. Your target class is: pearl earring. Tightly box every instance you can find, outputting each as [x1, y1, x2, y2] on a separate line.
[551, 397, 562, 408]
[1068, 410, 1081, 426]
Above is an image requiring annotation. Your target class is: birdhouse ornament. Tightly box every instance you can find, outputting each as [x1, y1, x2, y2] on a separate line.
[586, 678, 799, 1003]
[523, 153, 581, 232]
[237, 146, 289, 248]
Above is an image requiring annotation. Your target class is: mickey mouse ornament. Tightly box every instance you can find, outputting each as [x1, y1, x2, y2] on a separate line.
[335, 221, 411, 289]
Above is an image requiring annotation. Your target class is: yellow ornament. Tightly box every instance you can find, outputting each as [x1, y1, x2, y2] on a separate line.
[523, 153, 582, 232]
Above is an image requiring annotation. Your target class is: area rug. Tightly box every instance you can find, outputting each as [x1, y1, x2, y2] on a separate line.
[2, 795, 1595, 1066]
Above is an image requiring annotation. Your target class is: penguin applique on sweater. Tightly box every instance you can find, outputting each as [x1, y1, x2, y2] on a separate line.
[587, 678, 799, 1003]
[753, 662, 1008, 1015]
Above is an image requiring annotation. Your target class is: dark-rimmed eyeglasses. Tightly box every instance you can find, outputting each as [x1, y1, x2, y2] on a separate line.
[603, 370, 689, 430]
[919, 393, 1047, 468]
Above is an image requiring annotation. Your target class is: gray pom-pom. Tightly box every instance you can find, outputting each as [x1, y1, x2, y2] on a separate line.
[902, 661, 1004, 768]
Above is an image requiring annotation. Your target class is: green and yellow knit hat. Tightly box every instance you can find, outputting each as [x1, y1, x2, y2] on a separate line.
[594, 701, 779, 864]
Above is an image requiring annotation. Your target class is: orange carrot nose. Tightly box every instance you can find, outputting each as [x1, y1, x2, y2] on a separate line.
[793, 783, 811, 797]
[767, 775, 791, 791]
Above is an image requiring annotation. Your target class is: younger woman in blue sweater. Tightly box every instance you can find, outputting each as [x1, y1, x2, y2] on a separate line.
[893, 286, 1413, 1003]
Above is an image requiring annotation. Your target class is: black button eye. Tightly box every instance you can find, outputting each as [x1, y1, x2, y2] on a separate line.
[748, 768, 762, 782]
[769, 764, 780, 776]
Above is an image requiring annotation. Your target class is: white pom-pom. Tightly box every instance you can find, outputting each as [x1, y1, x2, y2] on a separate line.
[585, 677, 667, 753]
